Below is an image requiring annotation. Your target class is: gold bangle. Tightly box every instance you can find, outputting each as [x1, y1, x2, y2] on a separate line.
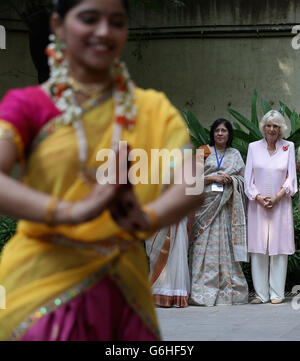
[45, 196, 60, 225]
[142, 205, 159, 233]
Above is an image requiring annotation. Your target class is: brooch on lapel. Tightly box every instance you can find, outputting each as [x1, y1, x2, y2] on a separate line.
[282, 145, 289, 151]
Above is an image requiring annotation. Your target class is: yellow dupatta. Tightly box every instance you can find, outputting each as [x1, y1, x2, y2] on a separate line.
[0, 87, 189, 340]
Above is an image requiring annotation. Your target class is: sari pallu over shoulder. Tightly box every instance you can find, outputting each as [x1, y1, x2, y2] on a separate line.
[0, 86, 189, 340]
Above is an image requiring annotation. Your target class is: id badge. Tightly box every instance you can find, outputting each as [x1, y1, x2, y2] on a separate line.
[211, 183, 224, 192]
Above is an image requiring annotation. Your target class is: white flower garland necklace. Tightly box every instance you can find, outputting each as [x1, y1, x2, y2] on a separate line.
[46, 35, 138, 182]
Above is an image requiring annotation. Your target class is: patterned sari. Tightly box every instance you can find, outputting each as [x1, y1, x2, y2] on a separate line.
[188, 146, 248, 306]
[0, 85, 189, 340]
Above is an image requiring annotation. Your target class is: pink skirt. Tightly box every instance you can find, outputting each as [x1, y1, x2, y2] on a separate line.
[20, 275, 158, 341]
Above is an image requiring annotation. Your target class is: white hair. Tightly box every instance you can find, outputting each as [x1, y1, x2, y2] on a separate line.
[259, 110, 289, 139]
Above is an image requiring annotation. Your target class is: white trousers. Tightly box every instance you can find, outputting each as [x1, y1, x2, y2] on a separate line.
[251, 253, 288, 302]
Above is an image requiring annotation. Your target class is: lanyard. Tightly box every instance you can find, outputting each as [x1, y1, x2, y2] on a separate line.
[214, 145, 226, 170]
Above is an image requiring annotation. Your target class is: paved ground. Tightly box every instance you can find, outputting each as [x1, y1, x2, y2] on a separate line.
[156, 297, 300, 341]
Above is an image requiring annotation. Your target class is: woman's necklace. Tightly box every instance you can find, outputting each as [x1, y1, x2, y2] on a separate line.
[267, 144, 276, 156]
[268, 148, 275, 156]
[67, 76, 112, 98]
[46, 35, 138, 184]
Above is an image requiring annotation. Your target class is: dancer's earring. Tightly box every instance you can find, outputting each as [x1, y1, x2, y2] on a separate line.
[46, 34, 68, 98]
[46, 34, 66, 64]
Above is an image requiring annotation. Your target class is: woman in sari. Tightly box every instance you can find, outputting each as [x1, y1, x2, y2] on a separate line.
[188, 118, 248, 307]
[0, 0, 205, 341]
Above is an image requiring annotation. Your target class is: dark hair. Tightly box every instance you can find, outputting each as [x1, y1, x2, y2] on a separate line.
[53, 0, 129, 18]
[209, 118, 233, 148]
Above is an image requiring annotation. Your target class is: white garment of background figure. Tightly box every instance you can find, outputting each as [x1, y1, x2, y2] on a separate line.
[146, 217, 190, 307]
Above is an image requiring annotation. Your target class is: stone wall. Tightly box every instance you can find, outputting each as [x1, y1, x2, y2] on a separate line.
[0, 0, 300, 127]
[123, 0, 300, 127]
[0, 2, 38, 95]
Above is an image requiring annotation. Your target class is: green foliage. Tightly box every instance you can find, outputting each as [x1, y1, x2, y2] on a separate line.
[288, 196, 300, 268]
[181, 108, 210, 150]
[0, 216, 17, 254]
[284, 195, 300, 291]
[241, 262, 254, 292]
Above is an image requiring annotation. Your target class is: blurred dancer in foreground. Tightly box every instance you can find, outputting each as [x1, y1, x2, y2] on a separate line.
[0, 0, 204, 340]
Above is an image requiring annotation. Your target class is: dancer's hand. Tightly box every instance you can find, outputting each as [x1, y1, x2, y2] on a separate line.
[108, 143, 151, 234]
[55, 142, 132, 225]
[109, 185, 150, 234]
[56, 183, 116, 224]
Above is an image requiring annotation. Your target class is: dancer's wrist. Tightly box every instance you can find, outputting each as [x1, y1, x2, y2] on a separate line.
[142, 205, 159, 233]
[45, 196, 60, 225]
[54, 200, 74, 224]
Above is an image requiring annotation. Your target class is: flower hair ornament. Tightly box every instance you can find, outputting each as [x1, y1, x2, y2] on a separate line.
[45, 34, 138, 182]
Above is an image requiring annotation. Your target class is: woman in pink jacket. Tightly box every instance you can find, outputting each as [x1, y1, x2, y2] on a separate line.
[244, 110, 297, 304]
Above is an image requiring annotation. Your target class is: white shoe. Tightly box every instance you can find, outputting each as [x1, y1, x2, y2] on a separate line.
[250, 298, 263, 304]
[271, 299, 283, 304]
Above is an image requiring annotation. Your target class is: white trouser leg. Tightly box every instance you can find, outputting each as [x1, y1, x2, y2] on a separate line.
[269, 255, 288, 301]
[251, 253, 270, 302]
